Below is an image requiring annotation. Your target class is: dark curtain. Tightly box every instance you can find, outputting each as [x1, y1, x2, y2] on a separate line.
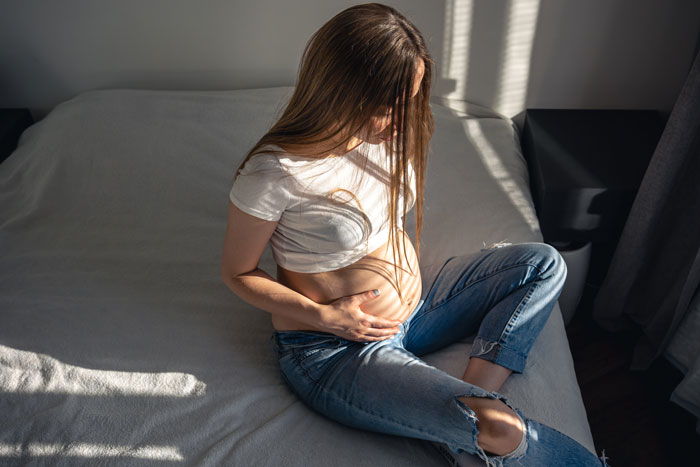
[592, 47, 700, 371]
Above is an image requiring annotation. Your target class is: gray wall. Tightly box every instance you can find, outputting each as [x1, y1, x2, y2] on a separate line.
[1, 0, 699, 121]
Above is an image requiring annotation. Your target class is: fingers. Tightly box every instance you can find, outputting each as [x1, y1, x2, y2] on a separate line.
[355, 313, 402, 341]
[352, 324, 402, 342]
[356, 288, 381, 303]
[357, 289, 402, 335]
[351, 331, 398, 342]
[334, 289, 405, 342]
[363, 314, 402, 330]
[361, 325, 400, 338]
[338, 312, 400, 342]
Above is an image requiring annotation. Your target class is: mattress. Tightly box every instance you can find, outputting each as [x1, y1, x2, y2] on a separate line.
[0, 87, 596, 466]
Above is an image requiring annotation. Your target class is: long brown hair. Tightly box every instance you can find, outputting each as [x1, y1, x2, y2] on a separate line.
[235, 3, 434, 300]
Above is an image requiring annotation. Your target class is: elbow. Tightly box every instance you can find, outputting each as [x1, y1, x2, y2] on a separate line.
[221, 264, 236, 287]
[221, 271, 244, 296]
[221, 261, 261, 289]
[221, 265, 247, 290]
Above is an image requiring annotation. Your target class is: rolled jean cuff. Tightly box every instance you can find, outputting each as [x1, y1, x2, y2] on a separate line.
[469, 336, 527, 374]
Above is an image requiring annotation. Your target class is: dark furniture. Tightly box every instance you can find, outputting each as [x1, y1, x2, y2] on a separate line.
[0, 108, 34, 165]
[518, 109, 667, 285]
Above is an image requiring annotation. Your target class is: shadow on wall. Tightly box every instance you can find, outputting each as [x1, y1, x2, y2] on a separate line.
[3, 0, 697, 121]
[437, 0, 541, 119]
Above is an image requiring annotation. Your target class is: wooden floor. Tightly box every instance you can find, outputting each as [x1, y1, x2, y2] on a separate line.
[565, 281, 700, 467]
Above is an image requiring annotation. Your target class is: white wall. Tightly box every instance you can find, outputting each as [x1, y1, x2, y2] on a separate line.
[1, 0, 698, 120]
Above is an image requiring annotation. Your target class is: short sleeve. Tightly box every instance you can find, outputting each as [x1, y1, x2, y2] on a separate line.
[229, 154, 290, 221]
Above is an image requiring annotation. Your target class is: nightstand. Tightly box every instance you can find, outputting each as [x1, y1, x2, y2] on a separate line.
[517, 109, 666, 325]
[0, 108, 34, 165]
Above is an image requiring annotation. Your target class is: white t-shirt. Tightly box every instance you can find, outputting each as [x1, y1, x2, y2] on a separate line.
[229, 141, 416, 273]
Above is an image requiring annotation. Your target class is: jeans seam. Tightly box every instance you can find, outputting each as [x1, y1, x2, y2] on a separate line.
[416, 261, 543, 323]
[289, 340, 357, 383]
[289, 347, 333, 384]
[404, 255, 458, 334]
[498, 280, 537, 345]
[291, 352, 320, 385]
[420, 255, 458, 303]
[286, 337, 340, 354]
[311, 368, 485, 450]
[287, 343, 480, 446]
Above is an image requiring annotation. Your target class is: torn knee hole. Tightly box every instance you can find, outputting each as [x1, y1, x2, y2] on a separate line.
[455, 394, 525, 459]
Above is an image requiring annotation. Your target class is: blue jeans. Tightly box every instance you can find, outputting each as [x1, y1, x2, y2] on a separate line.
[270, 242, 609, 466]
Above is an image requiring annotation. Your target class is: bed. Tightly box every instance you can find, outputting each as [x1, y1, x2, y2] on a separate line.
[0, 87, 597, 466]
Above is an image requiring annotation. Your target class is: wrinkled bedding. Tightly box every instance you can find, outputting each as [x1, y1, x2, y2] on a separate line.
[0, 87, 595, 466]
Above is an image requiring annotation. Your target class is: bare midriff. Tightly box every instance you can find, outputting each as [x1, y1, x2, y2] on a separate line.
[272, 230, 422, 332]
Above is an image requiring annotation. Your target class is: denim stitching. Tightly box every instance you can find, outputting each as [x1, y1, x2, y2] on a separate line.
[286, 337, 340, 352]
[289, 349, 324, 385]
[314, 372, 495, 446]
[291, 339, 346, 368]
[414, 261, 543, 325]
[287, 343, 496, 444]
[285, 349, 528, 463]
[498, 281, 537, 344]
[325, 383, 457, 439]
[418, 256, 458, 304]
[403, 256, 457, 334]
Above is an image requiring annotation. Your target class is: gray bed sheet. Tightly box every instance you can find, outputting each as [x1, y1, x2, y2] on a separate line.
[0, 87, 595, 466]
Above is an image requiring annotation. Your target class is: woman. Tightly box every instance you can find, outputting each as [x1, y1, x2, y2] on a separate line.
[221, 4, 609, 466]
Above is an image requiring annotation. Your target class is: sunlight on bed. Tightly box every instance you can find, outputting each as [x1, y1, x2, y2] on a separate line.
[0, 345, 205, 397]
[0, 443, 183, 461]
[461, 119, 540, 233]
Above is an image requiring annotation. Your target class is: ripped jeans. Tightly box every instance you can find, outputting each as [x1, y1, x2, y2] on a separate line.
[270, 242, 609, 466]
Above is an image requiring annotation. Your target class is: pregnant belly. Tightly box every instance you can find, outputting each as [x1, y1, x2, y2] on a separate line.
[272, 231, 423, 332]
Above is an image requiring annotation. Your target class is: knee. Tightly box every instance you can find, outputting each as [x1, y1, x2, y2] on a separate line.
[460, 396, 524, 456]
[531, 242, 567, 284]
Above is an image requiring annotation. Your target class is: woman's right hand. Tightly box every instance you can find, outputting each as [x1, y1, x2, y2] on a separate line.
[317, 289, 403, 342]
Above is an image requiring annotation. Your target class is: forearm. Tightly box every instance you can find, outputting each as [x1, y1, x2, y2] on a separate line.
[222, 268, 323, 328]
